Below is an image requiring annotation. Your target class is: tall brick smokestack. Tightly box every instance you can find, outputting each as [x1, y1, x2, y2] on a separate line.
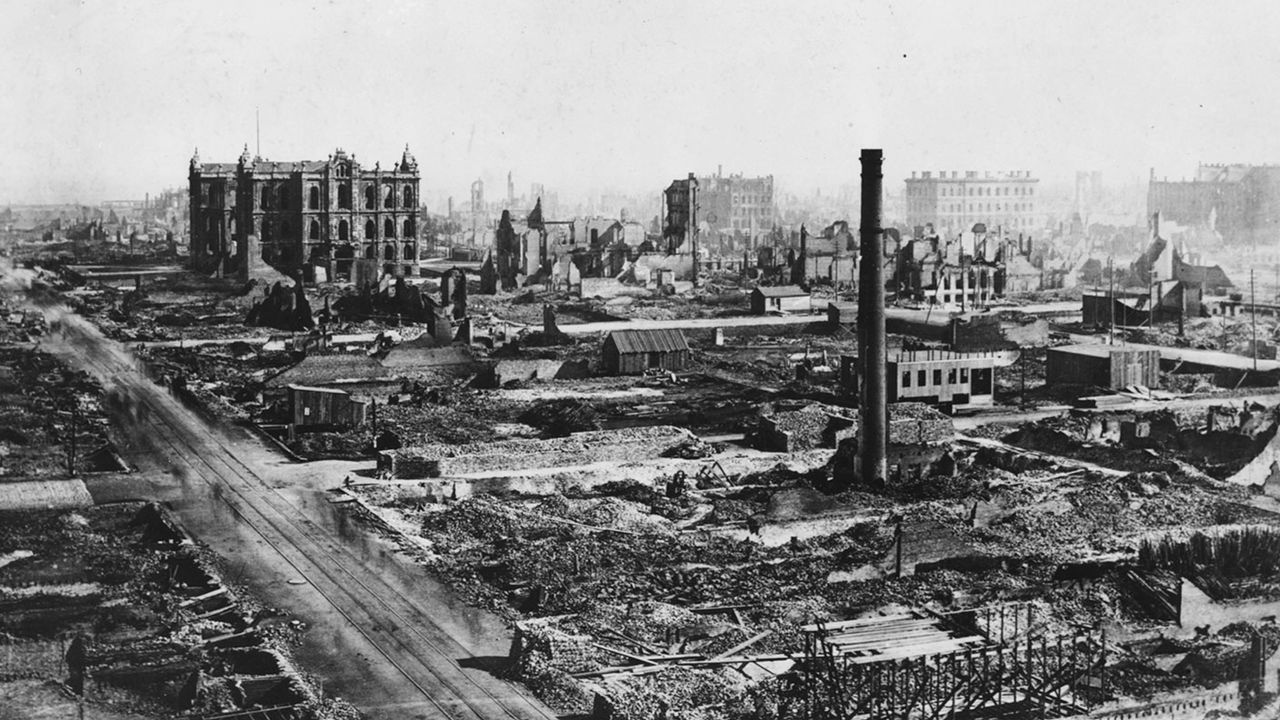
[857, 149, 887, 484]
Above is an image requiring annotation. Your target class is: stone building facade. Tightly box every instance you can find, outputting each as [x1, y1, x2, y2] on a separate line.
[696, 170, 775, 235]
[904, 170, 1039, 234]
[189, 145, 420, 281]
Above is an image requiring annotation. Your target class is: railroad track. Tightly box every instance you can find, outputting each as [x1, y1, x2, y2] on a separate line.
[40, 309, 558, 720]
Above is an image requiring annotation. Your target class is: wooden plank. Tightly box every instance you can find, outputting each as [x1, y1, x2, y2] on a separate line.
[195, 603, 238, 621]
[801, 612, 922, 632]
[178, 586, 227, 609]
[592, 643, 659, 666]
[689, 602, 760, 614]
[822, 619, 948, 637]
[824, 623, 956, 639]
[710, 631, 772, 661]
[846, 638, 990, 664]
[571, 664, 668, 679]
[826, 632, 960, 651]
[676, 653, 797, 667]
[601, 628, 662, 656]
[200, 629, 255, 646]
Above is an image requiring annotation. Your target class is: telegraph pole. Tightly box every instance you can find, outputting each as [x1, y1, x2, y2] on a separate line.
[1252, 267, 1258, 371]
[1108, 256, 1115, 345]
[67, 400, 78, 477]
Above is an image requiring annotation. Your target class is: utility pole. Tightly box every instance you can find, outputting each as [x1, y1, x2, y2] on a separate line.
[1020, 350, 1027, 408]
[1108, 255, 1115, 345]
[1253, 267, 1258, 371]
[67, 400, 78, 477]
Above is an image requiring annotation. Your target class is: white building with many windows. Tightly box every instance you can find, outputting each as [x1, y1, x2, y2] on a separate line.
[904, 170, 1039, 234]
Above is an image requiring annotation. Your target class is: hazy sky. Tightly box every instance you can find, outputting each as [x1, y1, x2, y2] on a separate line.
[3, 0, 1278, 205]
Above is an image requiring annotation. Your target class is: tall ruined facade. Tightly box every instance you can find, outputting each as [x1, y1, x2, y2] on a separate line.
[1147, 164, 1280, 248]
[189, 145, 420, 282]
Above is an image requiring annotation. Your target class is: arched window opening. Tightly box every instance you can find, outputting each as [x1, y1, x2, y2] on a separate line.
[403, 218, 415, 238]
[308, 186, 320, 210]
[364, 185, 375, 210]
[338, 220, 349, 242]
[261, 186, 272, 209]
[309, 220, 320, 240]
[403, 243, 415, 260]
[403, 186, 414, 207]
[384, 244, 395, 261]
[365, 219, 377, 239]
[383, 186, 394, 209]
[261, 220, 273, 242]
[338, 185, 351, 209]
[384, 218, 396, 238]
[365, 244, 376, 260]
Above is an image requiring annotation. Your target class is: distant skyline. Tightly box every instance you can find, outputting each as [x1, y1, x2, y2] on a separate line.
[2, 0, 1277, 205]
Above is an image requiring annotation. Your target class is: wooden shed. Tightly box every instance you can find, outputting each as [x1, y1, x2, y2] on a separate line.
[288, 384, 369, 429]
[602, 329, 690, 375]
[751, 286, 811, 315]
[1046, 344, 1161, 390]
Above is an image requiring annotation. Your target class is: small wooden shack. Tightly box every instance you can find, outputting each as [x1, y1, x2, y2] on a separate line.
[602, 329, 690, 375]
[288, 384, 369, 429]
[751, 285, 811, 314]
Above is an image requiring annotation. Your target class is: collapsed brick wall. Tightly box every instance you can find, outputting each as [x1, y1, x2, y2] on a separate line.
[757, 404, 855, 452]
[828, 402, 954, 447]
[510, 620, 599, 677]
[380, 426, 696, 479]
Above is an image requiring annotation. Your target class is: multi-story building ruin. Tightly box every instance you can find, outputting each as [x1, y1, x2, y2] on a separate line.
[1147, 164, 1280, 247]
[662, 174, 698, 254]
[904, 170, 1039, 233]
[696, 169, 776, 236]
[188, 145, 420, 282]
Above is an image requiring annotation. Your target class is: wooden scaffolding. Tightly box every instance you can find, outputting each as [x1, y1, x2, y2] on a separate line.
[797, 603, 1107, 720]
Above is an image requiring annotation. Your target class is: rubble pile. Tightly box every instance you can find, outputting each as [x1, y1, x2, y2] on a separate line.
[0, 346, 113, 477]
[379, 426, 697, 478]
[754, 402, 854, 452]
[0, 502, 352, 719]
[1003, 407, 1280, 479]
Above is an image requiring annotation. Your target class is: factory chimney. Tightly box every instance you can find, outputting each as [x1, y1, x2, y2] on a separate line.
[857, 149, 887, 485]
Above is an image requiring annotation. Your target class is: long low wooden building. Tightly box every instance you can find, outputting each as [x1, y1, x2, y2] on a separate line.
[1046, 344, 1161, 390]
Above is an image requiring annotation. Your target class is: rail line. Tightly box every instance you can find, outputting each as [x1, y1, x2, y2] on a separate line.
[41, 310, 556, 720]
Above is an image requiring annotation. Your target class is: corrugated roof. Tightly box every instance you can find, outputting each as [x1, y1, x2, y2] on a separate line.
[753, 285, 809, 298]
[606, 328, 690, 354]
